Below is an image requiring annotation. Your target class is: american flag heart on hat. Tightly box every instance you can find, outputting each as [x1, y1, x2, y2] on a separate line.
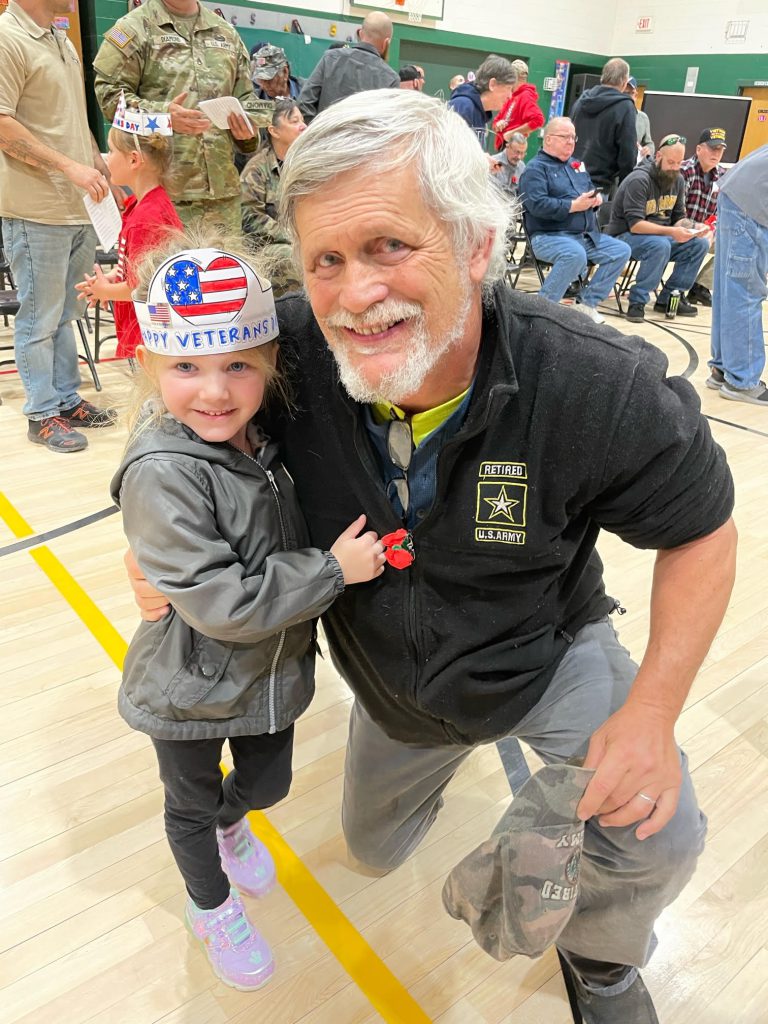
[162, 254, 247, 326]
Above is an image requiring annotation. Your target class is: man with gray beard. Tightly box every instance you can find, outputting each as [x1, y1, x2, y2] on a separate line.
[605, 134, 712, 322]
[127, 91, 736, 1024]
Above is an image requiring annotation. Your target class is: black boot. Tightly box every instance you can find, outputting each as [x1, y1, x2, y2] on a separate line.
[559, 953, 659, 1024]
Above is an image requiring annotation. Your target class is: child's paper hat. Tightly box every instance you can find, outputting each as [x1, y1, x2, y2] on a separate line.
[112, 90, 172, 137]
[134, 248, 279, 355]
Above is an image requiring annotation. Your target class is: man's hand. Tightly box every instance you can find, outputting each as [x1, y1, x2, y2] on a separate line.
[670, 224, 700, 244]
[227, 111, 255, 140]
[124, 549, 170, 621]
[65, 161, 109, 202]
[576, 701, 682, 840]
[169, 92, 212, 136]
[570, 191, 601, 212]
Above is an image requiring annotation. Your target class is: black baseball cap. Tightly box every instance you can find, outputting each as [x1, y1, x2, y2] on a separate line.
[699, 128, 727, 148]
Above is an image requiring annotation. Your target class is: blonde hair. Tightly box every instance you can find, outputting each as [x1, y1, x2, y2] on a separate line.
[108, 126, 174, 189]
[126, 226, 285, 447]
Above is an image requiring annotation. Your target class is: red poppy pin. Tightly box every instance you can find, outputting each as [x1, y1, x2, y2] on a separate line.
[381, 528, 415, 569]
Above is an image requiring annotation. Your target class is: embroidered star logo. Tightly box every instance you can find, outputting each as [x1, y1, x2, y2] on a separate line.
[483, 485, 520, 521]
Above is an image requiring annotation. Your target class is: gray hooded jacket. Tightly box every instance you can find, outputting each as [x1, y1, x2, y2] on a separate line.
[110, 416, 345, 740]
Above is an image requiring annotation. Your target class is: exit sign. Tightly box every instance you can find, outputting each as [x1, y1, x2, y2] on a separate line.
[636, 16, 653, 31]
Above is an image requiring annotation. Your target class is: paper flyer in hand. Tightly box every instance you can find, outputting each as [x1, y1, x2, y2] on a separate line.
[197, 96, 250, 130]
[83, 190, 121, 252]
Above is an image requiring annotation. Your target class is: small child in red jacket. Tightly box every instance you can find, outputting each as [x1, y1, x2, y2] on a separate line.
[492, 61, 545, 152]
[76, 95, 182, 358]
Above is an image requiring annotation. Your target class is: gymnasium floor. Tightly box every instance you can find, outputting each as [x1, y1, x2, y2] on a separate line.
[1, 278, 767, 1024]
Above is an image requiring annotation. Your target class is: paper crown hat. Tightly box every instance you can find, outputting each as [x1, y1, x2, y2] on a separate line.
[112, 90, 172, 137]
[133, 248, 279, 356]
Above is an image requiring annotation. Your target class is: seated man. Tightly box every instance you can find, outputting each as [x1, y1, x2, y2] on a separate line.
[605, 134, 712, 322]
[520, 117, 631, 324]
[251, 44, 303, 101]
[240, 99, 305, 295]
[492, 131, 527, 195]
[680, 128, 728, 307]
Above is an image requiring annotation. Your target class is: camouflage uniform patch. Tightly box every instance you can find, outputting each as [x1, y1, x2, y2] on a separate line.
[240, 144, 300, 296]
[442, 762, 594, 961]
[93, 0, 272, 207]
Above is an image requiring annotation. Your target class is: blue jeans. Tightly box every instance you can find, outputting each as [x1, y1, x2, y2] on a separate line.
[710, 191, 768, 391]
[3, 218, 97, 420]
[531, 232, 631, 306]
[616, 231, 709, 306]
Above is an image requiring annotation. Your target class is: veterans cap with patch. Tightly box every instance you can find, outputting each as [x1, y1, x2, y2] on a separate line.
[251, 43, 288, 81]
[699, 127, 727, 148]
[442, 762, 594, 961]
[134, 248, 279, 356]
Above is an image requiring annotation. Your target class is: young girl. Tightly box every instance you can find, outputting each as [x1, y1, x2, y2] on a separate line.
[111, 237, 385, 991]
[76, 98, 182, 359]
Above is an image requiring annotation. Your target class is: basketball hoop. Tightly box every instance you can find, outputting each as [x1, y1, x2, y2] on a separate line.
[406, 0, 425, 23]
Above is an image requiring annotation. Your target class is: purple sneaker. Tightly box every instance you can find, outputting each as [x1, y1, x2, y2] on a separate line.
[217, 818, 276, 898]
[185, 890, 274, 991]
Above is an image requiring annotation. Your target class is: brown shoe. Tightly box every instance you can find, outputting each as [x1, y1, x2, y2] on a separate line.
[60, 399, 117, 428]
[28, 416, 88, 452]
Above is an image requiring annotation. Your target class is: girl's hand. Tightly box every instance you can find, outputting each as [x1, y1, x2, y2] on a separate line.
[330, 514, 386, 585]
[75, 264, 110, 306]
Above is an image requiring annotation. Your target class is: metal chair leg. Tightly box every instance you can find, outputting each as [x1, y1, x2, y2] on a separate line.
[75, 318, 102, 392]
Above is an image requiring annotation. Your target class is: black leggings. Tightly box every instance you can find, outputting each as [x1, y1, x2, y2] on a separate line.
[152, 727, 294, 909]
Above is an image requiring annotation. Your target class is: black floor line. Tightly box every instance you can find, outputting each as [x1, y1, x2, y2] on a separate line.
[0, 504, 119, 558]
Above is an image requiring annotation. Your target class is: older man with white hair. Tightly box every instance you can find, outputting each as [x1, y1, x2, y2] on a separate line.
[129, 90, 736, 1024]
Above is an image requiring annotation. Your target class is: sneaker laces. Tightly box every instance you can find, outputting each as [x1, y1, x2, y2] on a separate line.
[39, 416, 76, 436]
[221, 822, 258, 867]
[197, 899, 253, 950]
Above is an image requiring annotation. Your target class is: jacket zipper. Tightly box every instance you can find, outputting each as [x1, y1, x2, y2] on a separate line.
[231, 443, 287, 735]
[345, 406, 425, 701]
[264, 467, 287, 735]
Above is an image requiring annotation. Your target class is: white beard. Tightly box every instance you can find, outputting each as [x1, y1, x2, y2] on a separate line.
[322, 287, 472, 406]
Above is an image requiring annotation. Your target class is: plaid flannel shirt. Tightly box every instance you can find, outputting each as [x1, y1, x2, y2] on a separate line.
[681, 157, 724, 223]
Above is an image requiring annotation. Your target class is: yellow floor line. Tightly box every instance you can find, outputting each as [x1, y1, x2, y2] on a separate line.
[0, 490, 432, 1023]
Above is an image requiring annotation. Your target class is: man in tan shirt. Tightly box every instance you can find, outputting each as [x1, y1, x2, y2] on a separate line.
[0, 0, 117, 452]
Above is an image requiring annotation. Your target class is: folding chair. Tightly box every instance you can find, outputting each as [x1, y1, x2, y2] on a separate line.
[0, 289, 101, 391]
[504, 215, 537, 290]
[613, 259, 639, 315]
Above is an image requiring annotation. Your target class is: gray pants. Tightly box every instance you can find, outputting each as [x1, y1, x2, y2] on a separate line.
[342, 619, 706, 971]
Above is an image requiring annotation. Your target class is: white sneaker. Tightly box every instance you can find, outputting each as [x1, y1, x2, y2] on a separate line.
[577, 304, 605, 325]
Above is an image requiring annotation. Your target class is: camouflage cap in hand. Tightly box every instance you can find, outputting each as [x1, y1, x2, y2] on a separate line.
[442, 762, 594, 961]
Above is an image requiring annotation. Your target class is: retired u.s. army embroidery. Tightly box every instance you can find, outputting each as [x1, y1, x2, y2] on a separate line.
[475, 461, 527, 546]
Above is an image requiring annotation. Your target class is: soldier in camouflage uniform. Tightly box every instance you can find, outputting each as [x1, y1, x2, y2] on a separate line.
[93, 0, 273, 236]
[241, 98, 305, 295]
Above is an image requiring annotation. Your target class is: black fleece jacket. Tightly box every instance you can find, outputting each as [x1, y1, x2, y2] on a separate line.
[265, 286, 733, 746]
[571, 84, 638, 190]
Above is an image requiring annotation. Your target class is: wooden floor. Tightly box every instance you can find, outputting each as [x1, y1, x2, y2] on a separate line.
[1, 284, 767, 1024]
